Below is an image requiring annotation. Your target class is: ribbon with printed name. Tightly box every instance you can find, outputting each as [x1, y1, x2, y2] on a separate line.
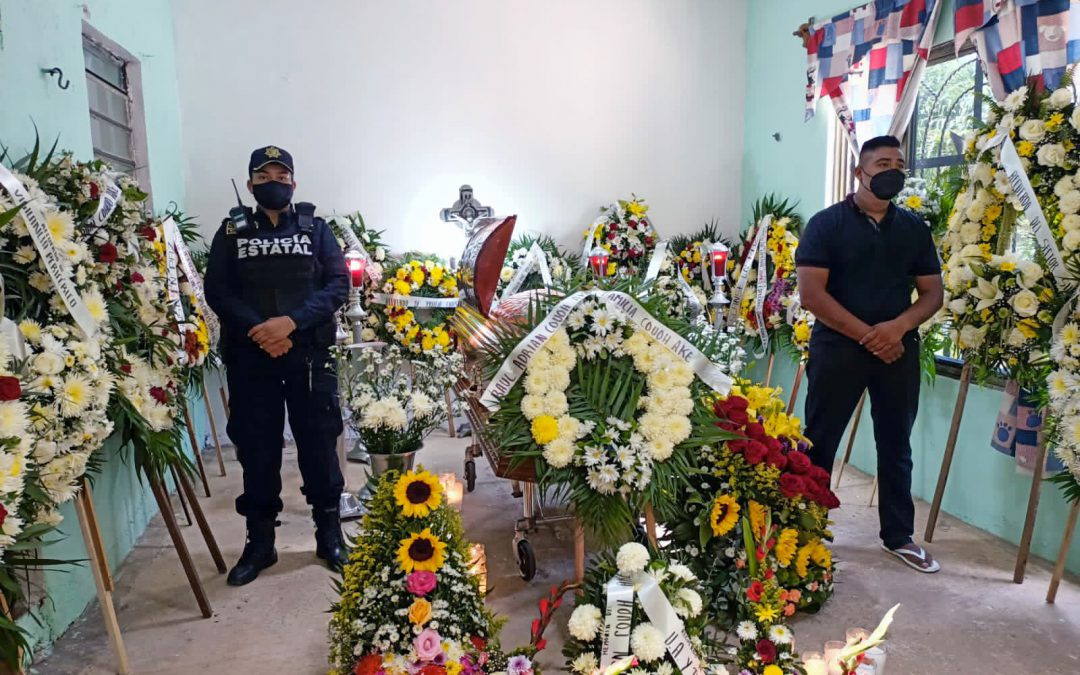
[727, 215, 771, 357]
[161, 217, 190, 363]
[89, 178, 123, 231]
[479, 290, 733, 412]
[496, 242, 554, 311]
[0, 163, 98, 337]
[164, 216, 221, 346]
[598, 571, 704, 675]
[371, 293, 461, 309]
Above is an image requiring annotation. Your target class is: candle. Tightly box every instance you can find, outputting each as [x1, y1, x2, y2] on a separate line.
[846, 627, 870, 646]
[802, 651, 827, 675]
[588, 246, 610, 278]
[709, 242, 729, 278]
[439, 472, 464, 510]
[345, 249, 367, 287]
[824, 640, 845, 675]
[468, 543, 487, 594]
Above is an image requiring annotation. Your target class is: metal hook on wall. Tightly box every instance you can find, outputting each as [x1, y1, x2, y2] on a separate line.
[42, 67, 71, 90]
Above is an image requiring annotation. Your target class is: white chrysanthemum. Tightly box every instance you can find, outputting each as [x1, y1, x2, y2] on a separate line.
[571, 653, 598, 674]
[1002, 86, 1028, 112]
[83, 289, 108, 324]
[629, 623, 665, 662]
[17, 319, 42, 344]
[0, 401, 28, 439]
[500, 267, 514, 282]
[567, 604, 603, 642]
[543, 391, 569, 417]
[46, 210, 75, 242]
[616, 542, 650, 576]
[736, 620, 758, 641]
[646, 439, 675, 462]
[59, 375, 93, 417]
[542, 437, 575, 468]
[520, 394, 545, 420]
[410, 392, 434, 417]
[768, 624, 793, 645]
[667, 563, 696, 583]
[675, 587, 703, 618]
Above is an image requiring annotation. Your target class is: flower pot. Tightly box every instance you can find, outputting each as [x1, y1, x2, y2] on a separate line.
[368, 448, 420, 479]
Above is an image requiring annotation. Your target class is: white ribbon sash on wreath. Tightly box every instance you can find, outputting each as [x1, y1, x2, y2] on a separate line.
[89, 178, 123, 231]
[499, 242, 554, 306]
[161, 217, 188, 328]
[642, 240, 669, 284]
[338, 220, 365, 253]
[0, 163, 98, 337]
[598, 572, 704, 675]
[642, 242, 704, 318]
[370, 293, 460, 309]
[699, 241, 713, 293]
[0, 275, 27, 361]
[479, 290, 734, 411]
[164, 216, 221, 346]
[727, 215, 771, 357]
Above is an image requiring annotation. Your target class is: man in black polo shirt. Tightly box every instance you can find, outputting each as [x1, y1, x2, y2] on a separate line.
[796, 135, 944, 573]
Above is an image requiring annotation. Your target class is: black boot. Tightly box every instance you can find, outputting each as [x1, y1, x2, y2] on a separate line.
[227, 518, 278, 586]
[314, 507, 348, 571]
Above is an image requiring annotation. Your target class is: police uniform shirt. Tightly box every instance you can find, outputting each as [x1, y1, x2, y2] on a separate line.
[795, 195, 941, 346]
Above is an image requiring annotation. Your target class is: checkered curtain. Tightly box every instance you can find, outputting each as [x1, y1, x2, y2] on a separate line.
[805, 0, 943, 155]
[955, 0, 1080, 100]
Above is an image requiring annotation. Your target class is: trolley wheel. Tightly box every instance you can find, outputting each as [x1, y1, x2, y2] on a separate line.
[464, 459, 477, 492]
[515, 538, 536, 581]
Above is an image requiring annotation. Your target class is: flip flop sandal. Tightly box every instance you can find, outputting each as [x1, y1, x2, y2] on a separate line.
[881, 542, 941, 573]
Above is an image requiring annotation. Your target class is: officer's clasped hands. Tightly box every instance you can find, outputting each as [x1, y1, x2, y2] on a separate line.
[249, 315, 297, 357]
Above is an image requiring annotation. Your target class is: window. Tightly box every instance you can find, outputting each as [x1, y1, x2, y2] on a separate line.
[81, 24, 152, 206]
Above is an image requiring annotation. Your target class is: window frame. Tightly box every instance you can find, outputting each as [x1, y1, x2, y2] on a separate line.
[81, 21, 153, 211]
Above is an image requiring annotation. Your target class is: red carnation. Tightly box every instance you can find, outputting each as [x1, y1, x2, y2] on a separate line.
[746, 580, 764, 602]
[786, 450, 812, 474]
[354, 654, 383, 675]
[746, 422, 767, 441]
[0, 503, 7, 528]
[609, 223, 618, 230]
[628, 220, 638, 229]
[723, 405, 750, 427]
[764, 436, 783, 454]
[743, 440, 768, 465]
[767, 450, 788, 470]
[89, 182, 100, 200]
[644, 236, 654, 245]
[131, 271, 145, 283]
[470, 636, 487, 652]
[98, 242, 118, 264]
[779, 473, 806, 499]
[725, 396, 749, 412]
[608, 232, 617, 240]
[150, 386, 168, 404]
[0, 376, 21, 402]
[140, 226, 157, 241]
[120, 364, 132, 374]
[820, 489, 841, 510]
[756, 639, 777, 664]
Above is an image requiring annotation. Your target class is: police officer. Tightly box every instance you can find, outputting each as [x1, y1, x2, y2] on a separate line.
[205, 146, 350, 586]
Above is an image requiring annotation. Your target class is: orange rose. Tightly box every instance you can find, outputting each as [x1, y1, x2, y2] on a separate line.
[783, 603, 796, 617]
[408, 597, 433, 626]
[787, 589, 802, 603]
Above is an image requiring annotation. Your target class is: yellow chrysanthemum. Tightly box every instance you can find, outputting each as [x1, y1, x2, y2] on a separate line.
[421, 334, 436, 352]
[446, 662, 463, 675]
[904, 195, 923, 210]
[18, 319, 42, 343]
[429, 267, 444, 285]
[397, 528, 447, 573]
[396, 268, 408, 281]
[710, 493, 740, 537]
[436, 329, 451, 347]
[394, 279, 413, 296]
[775, 528, 799, 567]
[531, 415, 559, 445]
[763, 666, 783, 675]
[754, 603, 780, 624]
[393, 470, 443, 518]
[1016, 140, 1035, 157]
[606, 262, 617, 277]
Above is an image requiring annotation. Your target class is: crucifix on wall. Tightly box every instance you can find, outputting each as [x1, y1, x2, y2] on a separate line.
[440, 184, 494, 233]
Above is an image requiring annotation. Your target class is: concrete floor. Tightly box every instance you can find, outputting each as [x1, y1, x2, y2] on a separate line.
[36, 431, 1080, 674]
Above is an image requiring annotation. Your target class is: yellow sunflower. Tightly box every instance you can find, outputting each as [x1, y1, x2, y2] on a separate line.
[394, 470, 443, 518]
[775, 528, 799, 567]
[397, 528, 447, 573]
[710, 493, 740, 537]
[748, 500, 767, 539]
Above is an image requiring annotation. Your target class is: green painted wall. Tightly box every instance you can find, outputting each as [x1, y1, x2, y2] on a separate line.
[741, 0, 1079, 574]
[0, 0, 211, 654]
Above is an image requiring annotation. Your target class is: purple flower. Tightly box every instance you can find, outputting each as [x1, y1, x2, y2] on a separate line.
[507, 655, 533, 675]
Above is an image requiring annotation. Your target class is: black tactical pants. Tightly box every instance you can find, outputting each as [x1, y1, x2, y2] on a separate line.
[225, 345, 345, 520]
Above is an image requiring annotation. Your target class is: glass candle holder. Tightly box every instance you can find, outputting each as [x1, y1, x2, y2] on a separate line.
[846, 627, 870, 646]
[802, 651, 827, 675]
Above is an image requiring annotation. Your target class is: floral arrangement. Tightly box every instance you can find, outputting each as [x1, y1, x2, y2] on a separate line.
[583, 197, 658, 278]
[667, 384, 836, 674]
[328, 467, 534, 675]
[895, 176, 940, 226]
[496, 235, 575, 295]
[478, 286, 745, 545]
[728, 197, 805, 359]
[0, 348, 31, 554]
[328, 211, 388, 281]
[1047, 302, 1080, 503]
[373, 257, 460, 358]
[343, 346, 448, 456]
[563, 543, 720, 675]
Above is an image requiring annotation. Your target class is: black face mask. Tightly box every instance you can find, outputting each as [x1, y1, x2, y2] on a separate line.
[252, 181, 294, 210]
[864, 168, 906, 201]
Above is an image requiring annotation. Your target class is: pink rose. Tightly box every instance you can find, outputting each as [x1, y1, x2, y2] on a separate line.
[414, 629, 443, 662]
[407, 571, 437, 597]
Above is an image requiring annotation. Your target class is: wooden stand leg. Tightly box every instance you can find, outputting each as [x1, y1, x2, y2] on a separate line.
[764, 353, 776, 388]
[201, 381, 226, 477]
[182, 405, 212, 498]
[149, 472, 213, 618]
[173, 463, 228, 574]
[574, 520, 586, 588]
[869, 476, 879, 507]
[169, 464, 193, 526]
[1047, 498, 1080, 603]
[786, 361, 805, 415]
[1014, 420, 1050, 584]
[834, 391, 867, 489]
[925, 363, 973, 543]
[218, 385, 230, 419]
[74, 487, 130, 674]
[445, 390, 457, 439]
[643, 502, 659, 550]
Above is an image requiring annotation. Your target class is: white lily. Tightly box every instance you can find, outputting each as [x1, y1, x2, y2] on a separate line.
[969, 275, 1003, 311]
[838, 603, 901, 670]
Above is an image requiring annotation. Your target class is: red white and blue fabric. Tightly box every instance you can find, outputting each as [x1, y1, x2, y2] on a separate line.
[805, 0, 942, 154]
[954, 0, 1080, 101]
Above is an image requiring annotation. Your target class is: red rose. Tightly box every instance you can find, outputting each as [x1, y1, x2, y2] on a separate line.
[786, 450, 812, 474]
[354, 654, 383, 675]
[628, 220, 638, 229]
[726, 408, 750, 427]
[140, 226, 157, 241]
[89, 182, 100, 200]
[756, 639, 777, 664]
[746, 580, 764, 602]
[98, 242, 118, 264]
[727, 439, 749, 454]
[644, 236, 654, 245]
[0, 376, 21, 402]
[746, 422, 767, 441]
[807, 465, 831, 485]
[120, 364, 132, 374]
[724, 396, 749, 413]
[0, 503, 7, 528]
[767, 450, 788, 470]
[820, 489, 841, 510]
[470, 636, 487, 652]
[764, 436, 783, 454]
[744, 440, 768, 465]
[779, 473, 806, 499]
[609, 223, 618, 230]
[150, 386, 168, 404]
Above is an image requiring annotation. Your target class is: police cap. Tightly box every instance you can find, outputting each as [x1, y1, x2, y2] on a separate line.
[248, 145, 294, 175]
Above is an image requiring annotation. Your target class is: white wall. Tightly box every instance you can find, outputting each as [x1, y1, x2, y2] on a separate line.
[173, 0, 747, 258]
